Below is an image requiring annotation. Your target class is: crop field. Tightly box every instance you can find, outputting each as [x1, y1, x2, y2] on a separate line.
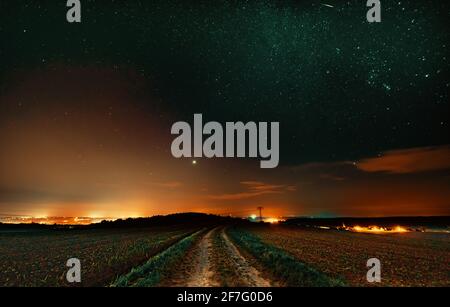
[248, 225, 450, 287]
[0, 217, 448, 287]
[0, 226, 197, 286]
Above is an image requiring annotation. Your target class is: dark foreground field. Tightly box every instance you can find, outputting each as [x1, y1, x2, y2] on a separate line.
[250, 225, 450, 286]
[0, 214, 448, 287]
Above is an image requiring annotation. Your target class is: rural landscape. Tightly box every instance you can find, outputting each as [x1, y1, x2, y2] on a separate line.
[1, 0, 449, 291]
[0, 213, 448, 287]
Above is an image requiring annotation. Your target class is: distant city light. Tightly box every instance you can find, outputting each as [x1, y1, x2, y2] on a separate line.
[265, 217, 281, 224]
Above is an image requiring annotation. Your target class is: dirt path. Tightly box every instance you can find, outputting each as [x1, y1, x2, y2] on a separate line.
[185, 228, 219, 287]
[160, 226, 273, 287]
[159, 227, 219, 287]
[220, 228, 272, 287]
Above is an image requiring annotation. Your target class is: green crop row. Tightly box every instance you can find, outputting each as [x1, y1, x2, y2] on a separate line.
[112, 229, 205, 287]
[227, 227, 346, 287]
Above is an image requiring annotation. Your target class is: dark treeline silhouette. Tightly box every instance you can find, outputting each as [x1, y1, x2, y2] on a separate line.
[90, 212, 248, 229]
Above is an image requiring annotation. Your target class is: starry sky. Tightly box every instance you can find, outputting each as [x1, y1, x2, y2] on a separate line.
[0, 0, 449, 221]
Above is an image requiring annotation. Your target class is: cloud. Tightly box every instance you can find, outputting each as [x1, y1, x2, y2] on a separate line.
[319, 174, 346, 181]
[240, 181, 285, 191]
[290, 145, 450, 176]
[356, 145, 450, 174]
[153, 181, 183, 189]
[204, 181, 295, 201]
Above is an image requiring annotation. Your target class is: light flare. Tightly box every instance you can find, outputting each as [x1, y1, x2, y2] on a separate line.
[342, 224, 409, 234]
[265, 217, 284, 224]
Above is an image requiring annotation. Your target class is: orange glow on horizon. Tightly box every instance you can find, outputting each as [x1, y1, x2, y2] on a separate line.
[0, 216, 115, 225]
[343, 225, 409, 234]
[264, 217, 285, 224]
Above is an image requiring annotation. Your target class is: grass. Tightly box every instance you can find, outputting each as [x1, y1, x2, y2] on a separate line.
[227, 227, 346, 287]
[112, 229, 205, 287]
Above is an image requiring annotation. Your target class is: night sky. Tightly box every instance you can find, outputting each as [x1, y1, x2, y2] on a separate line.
[0, 0, 449, 221]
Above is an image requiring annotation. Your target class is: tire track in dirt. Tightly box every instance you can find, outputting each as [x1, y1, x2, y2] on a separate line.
[160, 227, 219, 287]
[220, 228, 272, 287]
[160, 226, 273, 287]
[185, 228, 219, 287]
